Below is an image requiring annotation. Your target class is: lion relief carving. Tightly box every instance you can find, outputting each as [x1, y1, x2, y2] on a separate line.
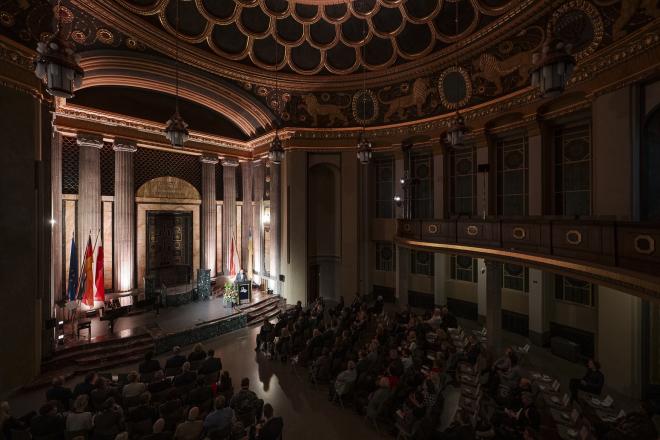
[379, 77, 432, 122]
[614, 0, 660, 38]
[472, 50, 537, 95]
[299, 94, 349, 126]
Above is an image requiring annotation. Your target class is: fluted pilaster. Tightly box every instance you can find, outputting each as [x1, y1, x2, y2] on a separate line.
[270, 161, 281, 292]
[252, 161, 265, 278]
[222, 158, 239, 275]
[77, 133, 103, 266]
[51, 133, 63, 302]
[113, 139, 137, 292]
[241, 161, 253, 275]
[201, 155, 219, 277]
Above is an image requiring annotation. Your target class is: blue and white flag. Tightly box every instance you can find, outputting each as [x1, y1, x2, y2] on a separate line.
[66, 235, 78, 302]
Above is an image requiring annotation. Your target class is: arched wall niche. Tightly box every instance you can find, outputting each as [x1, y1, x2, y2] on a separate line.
[307, 156, 342, 302]
[136, 176, 201, 200]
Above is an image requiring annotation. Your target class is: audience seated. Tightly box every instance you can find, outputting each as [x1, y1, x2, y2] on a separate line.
[139, 351, 162, 377]
[230, 378, 263, 426]
[570, 358, 605, 401]
[122, 372, 146, 401]
[65, 394, 94, 436]
[172, 363, 197, 389]
[164, 347, 186, 372]
[198, 349, 222, 376]
[143, 418, 172, 440]
[187, 344, 206, 363]
[73, 372, 98, 398]
[255, 319, 274, 353]
[148, 370, 173, 395]
[173, 407, 203, 440]
[92, 398, 124, 440]
[1, 401, 28, 439]
[46, 376, 73, 412]
[249, 403, 283, 440]
[217, 371, 234, 403]
[203, 396, 234, 434]
[30, 403, 65, 440]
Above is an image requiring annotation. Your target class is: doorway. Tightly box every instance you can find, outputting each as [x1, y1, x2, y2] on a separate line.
[146, 211, 193, 286]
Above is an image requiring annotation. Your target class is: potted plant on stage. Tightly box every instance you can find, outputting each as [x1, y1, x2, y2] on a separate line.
[223, 282, 238, 308]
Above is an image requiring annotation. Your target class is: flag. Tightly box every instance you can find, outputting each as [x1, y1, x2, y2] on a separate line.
[94, 244, 105, 302]
[229, 236, 240, 277]
[82, 235, 94, 307]
[66, 235, 78, 302]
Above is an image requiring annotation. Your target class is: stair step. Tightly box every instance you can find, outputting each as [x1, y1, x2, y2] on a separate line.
[238, 296, 280, 313]
[75, 342, 155, 366]
[247, 303, 280, 319]
[248, 309, 281, 325]
[43, 334, 153, 366]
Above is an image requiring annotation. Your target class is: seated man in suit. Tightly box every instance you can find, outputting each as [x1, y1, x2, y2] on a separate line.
[173, 362, 197, 388]
[30, 403, 65, 440]
[164, 346, 186, 371]
[148, 370, 172, 395]
[73, 372, 98, 398]
[46, 376, 73, 411]
[250, 403, 283, 440]
[139, 351, 162, 376]
[198, 349, 222, 375]
[570, 358, 605, 400]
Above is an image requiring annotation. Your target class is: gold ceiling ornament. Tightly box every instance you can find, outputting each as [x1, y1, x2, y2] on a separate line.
[351, 88, 378, 125]
[548, 0, 604, 61]
[437, 66, 473, 110]
[111, 0, 519, 76]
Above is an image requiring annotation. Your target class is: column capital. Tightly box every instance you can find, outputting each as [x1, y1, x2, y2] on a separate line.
[221, 157, 240, 167]
[76, 133, 104, 149]
[200, 154, 219, 165]
[112, 139, 137, 153]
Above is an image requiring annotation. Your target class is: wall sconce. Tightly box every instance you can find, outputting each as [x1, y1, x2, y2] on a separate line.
[393, 195, 402, 207]
[262, 211, 271, 224]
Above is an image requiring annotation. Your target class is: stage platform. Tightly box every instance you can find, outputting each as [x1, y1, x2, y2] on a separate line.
[31, 289, 283, 391]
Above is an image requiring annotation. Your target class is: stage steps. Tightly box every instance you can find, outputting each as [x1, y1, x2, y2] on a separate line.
[40, 332, 154, 377]
[239, 295, 284, 325]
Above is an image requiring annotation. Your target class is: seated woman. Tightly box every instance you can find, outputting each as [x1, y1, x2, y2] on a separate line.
[570, 358, 605, 400]
[187, 343, 206, 362]
[217, 371, 234, 403]
[66, 395, 93, 436]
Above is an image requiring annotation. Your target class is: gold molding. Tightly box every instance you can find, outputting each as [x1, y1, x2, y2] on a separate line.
[395, 237, 660, 302]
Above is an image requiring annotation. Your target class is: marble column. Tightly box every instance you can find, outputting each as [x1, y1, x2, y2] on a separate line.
[77, 133, 103, 266]
[200, 155, 219, 278]
[252, 161, 265, 279]
[270, 160, 282, 293]
[113, 139, 137, 292]
[51, 133, 63, 303]
[222, 158, 239, 275]
[241, 161, 253, 275]
[396, 245, 410, 306]
[528, 269, 552, 345]
[485, 260, 503, 354]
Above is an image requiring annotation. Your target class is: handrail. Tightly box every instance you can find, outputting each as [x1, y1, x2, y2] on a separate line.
[396, 218, 660, 301]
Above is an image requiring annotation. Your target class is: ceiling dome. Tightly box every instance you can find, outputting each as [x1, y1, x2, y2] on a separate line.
[115, 0, 519, 76]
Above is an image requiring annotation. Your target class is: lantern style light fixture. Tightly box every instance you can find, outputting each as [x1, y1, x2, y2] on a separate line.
[444, 0, 469, 148]
[356, 1, 373, 165]
[164, 0, 189, 148]
[446, 112, 468, 148]
[530, 39, 576, 98]
[34, 1, 83, 99]
[268, 132, 284, 164]
[268, 20, 285, 164]
[357, 132, 373, 164]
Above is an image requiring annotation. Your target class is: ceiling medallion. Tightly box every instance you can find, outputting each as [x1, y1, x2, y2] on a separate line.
[96, 28, 115, 45]
[549, 0, 603, 61]
[437, 66, 473, 110]
[70, 30, 87, 44]
[351, 89, 379, 126]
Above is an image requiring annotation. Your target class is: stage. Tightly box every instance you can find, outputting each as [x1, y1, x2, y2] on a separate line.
[35, 288, 283, 388]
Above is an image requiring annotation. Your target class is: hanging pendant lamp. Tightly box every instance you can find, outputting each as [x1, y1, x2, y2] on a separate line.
[164, 0, 189, 148]
[34, 0, 83, 99]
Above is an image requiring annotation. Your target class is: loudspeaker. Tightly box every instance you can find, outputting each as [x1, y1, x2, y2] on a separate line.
[279, 274, 285, 282]
[477, 163, 490, 173]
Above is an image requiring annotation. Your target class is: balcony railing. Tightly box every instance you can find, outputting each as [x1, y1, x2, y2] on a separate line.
[396, 217, 660, 299]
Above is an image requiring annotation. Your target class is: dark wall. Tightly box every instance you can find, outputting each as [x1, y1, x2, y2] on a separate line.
[0, 85, 50, 393]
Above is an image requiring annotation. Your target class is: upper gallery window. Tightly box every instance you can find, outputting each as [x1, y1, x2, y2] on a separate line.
[374, 155, 395, 219]
[449, 145, 476, 216]
[496, 134, 529, 216]
[554, 122, 592, 216]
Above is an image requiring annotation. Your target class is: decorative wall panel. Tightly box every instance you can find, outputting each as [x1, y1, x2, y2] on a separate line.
[135, 148, 202, 194]
[62, 136, 79, 194]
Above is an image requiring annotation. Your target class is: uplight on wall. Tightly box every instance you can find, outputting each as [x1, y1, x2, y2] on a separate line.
[262, 210, 271, 224]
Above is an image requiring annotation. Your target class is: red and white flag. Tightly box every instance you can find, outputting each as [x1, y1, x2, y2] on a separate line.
[94, 244, 105, 303]
[229, 236, 240, 277]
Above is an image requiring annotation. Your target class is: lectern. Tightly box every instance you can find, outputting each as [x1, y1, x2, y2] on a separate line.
[236, 281, 251, 304]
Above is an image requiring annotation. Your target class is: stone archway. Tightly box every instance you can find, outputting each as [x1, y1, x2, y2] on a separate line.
[136, 177, 201, 290]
